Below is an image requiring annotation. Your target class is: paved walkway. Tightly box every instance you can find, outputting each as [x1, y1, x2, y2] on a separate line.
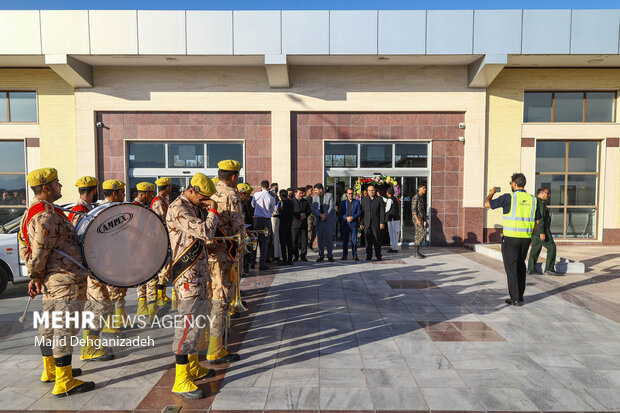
[0, 247, 619, 411]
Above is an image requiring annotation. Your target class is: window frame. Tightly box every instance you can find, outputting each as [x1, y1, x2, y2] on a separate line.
[324, 141, 430, 170]
[0, 139, 28, 218]
[523, 91, 617, 123]
[0, 90, 39, 124]
[535, 139, 601, 240]
[125, 139, 245, 201]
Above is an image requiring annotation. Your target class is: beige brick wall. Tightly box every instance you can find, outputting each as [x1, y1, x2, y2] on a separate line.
[76, 65, 486, 207]
[0, 68, 76, 203]
[486, 68, 620, 238]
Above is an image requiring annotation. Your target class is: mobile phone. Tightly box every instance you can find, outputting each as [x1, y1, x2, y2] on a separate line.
[494, 187, 501, 193]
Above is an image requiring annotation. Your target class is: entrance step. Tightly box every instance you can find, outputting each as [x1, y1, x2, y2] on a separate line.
[464, 243, 585, 274]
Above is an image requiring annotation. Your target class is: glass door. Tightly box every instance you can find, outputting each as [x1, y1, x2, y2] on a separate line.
[401, 176, 428, 243]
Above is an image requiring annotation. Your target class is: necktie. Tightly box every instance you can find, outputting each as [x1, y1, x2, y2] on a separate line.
[347, 200, 352, 216]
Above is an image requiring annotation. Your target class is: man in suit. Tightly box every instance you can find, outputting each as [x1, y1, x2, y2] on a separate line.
[292, 187, 311, 262]
[360, 184, 385, 261]
[312, 183, 336, 262]
[278, 189, 294, 265]
[340, 188, 361, 261]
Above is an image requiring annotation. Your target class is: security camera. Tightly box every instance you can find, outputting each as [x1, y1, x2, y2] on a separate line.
[458, 136, 465, 142]
[96, 122, 103, 128]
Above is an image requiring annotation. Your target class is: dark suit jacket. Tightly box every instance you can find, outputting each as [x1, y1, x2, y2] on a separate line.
[279, 198, 294, 229]
[312, 192, 337, 224]
[339, 198, 361, 229]
[292, 197, 311, 229]
[360, 196, 385, 235]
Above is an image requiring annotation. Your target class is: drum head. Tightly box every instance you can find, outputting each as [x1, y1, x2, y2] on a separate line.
[79, 203, 169, 288]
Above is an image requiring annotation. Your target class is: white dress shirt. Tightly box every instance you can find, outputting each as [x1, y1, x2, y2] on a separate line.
[252, 189, 275, 218]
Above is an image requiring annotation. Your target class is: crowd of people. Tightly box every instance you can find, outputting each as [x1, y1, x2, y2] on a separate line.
[17, 162, 432, 400]
[242, 181, 430, 268]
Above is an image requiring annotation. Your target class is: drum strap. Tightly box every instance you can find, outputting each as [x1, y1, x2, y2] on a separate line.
[208, 225, 237, 261]
[68, 204, 89, 223]
[150, 196, 168, 214]
[19, 202, 69, 255]
[171, 238, 204, 283]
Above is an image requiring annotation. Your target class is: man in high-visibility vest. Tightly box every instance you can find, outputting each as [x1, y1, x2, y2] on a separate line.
[485, 173, 541, 306]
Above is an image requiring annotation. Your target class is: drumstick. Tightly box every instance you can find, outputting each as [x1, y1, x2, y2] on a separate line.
[18, 297, 32, 324]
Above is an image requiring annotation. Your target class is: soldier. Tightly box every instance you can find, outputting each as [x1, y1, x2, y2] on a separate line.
[133, 182, 159, 321]
[238, 183, 255, 274]
[18, 168, 95, 397]
[167, 173, 219, 399]
[151, 177, 173, 307]
[206, 160, 245, 364]
[305, 185, 316, 251]
[69, 176, 115, 361]
[411, 184, 429, 259]
[100, 180, 128, 332]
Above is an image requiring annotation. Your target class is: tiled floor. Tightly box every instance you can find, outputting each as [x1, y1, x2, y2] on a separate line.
[0, 247, 618, 412]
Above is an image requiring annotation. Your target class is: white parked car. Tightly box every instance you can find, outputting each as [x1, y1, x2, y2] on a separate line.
[0, 216, 29, 294]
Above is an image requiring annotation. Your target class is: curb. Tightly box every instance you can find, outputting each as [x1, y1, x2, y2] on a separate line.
[464, 243, 585, 274]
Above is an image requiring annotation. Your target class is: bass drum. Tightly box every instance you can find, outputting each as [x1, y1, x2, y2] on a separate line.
[76, 202, 169, 288]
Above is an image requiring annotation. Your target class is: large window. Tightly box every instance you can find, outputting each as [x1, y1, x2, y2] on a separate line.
[0, 92, 38, 123]
[524, 92, 616, 123]
[127, 141, 244, 201]
[0, 141, 27, 225]
[535, 141, 600, 239]
[325, 142, 428, 169]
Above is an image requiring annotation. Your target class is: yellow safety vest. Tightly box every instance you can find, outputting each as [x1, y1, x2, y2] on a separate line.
[503, 191, 537, 239]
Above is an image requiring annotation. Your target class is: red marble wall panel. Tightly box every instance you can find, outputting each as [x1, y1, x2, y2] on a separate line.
[292, 112, 466, 246]
[96, 112, 271, 190]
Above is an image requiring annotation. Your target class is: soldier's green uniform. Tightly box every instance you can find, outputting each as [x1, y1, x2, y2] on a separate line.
[527, 198, 556, 273]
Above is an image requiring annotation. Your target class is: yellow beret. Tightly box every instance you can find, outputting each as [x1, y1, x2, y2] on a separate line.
[102, 179, 126, 191]
[136, 182, 155, 192]
[217, 160, 241, 172]
[211, 177, 219, 185]
[27, 168, 58, 187]
[191, 173, 216, 197]
[155, 177, 171, 186]
[75, 176, 98, 188]
[237, 183, 253, 194]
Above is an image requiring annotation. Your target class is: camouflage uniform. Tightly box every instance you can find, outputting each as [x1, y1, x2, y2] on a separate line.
[411, 193, 427, 246]
[134, 198, 157, 301]
[19, 201, 89, 357]
[167, 193, 218, 355]
[306, 194, 316, 248]
[99, 198, 128, 308]
[150, 195, 172, 287]
[70, 198, 114, 332]
[207, 181, 246, 359]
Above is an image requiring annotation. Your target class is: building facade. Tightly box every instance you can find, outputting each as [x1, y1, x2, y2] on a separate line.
[1, 9, 619, 245]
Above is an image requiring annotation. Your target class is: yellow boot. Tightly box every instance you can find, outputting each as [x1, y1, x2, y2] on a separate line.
[171, 288, 178, 311]
[136, 298, 148, 318]
[80, 331, 114, 361]
[171, 363, 204, 399]
[147, 301, 158, 323]
[188, 354, 214, 381]
[120, 306, 130, 328]
[111, 307, 124, 330]
[101, 313, 119, 334]
[157, 286, 172, 307]
[41, 355, 83, 382]
[207, 336, 240, 364]
[52, 364, 95, 397]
